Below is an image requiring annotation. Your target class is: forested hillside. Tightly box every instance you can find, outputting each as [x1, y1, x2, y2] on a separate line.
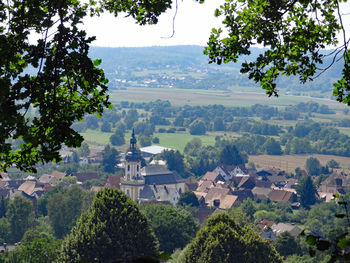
[89, 46, 343, 98]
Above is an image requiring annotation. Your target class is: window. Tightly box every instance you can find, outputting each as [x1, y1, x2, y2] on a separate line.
[137, 165, 139, 172]
[127, 165, 130, 171]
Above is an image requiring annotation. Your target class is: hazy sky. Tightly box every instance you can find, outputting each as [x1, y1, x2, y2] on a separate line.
[83, 0, 224, 47]
[83, 1, 350, 48]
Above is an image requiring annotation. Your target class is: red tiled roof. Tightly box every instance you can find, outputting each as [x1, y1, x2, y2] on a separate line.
[201, 172, 220, 182]
[104, 176, 121, 188]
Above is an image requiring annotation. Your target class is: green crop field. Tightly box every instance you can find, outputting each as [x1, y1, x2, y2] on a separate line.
[109, 87, 349, 110]
[80, 130, 113, 146]
[154, 132, 216, 152]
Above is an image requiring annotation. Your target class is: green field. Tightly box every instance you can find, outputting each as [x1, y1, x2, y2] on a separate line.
[109, 87, 349, 111]
[80, 129, 216, 152]
[80, 130, 113, 146]
[154, 133, 216, 151]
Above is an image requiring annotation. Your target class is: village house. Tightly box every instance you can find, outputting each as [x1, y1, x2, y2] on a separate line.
[213, 164, 248, 181]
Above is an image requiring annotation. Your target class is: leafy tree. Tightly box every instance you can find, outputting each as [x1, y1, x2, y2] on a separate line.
[0, 197, 7, 218]
[296, 176, 318, 209]
[139, 135, 152, 147]
[263, 137, 282, 155]
[101, 145, 120, 173]
[58, 187, 159, 262]
[158, 150, 187, 177]
[15, 237, 62, 263]
[183, 213, 282, 263]
[0, 218, 10, 244]
[204, 0, 350, 106]
[305, 157, 321, 176]
[218, 144, 245, 165]
[21, 229, 43, 244]
[85, 115, 99, 130]
[101, 121, 111, 132]
[6, 196, 34, 242]
[184, 138, 202, 156]
[78, 142, 90, 158]
[141, 203, 199, 253]
[240, 198, 256, 220]
[71, 150, 79, 163]
[274, 232, 302, 258]
[189, 120, 206, 135]
[173, 115, 184, 127]
[213, 117, 225, 131]
[178, 192, 200, 207]
[327, 159, 340, 169]
[47, 185, 86, 239]
[0, 0, 173, 172]
[110, 130, 125, 146]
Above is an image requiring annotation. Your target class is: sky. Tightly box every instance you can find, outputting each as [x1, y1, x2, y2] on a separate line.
[83, 1, 350, 48]
[83, 1, 225, 47]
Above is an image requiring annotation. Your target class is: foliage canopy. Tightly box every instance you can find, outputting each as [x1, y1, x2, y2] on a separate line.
[183, 213, 282, 263]
[59, 187, 159, 262]
[0, 0, 173, 172]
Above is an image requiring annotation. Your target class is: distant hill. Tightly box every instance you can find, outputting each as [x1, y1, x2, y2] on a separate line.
[89, 45, 343, 98]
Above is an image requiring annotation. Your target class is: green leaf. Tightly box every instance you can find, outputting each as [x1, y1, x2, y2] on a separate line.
[333, 193, 340, 198]
[306, 235, 317, 246]
[337, 237, 349, 248]
[93, 59, 102, 66]
[157, 252, 172, 260]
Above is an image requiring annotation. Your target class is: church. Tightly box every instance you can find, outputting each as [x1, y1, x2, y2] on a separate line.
[120, 130, 185, 206]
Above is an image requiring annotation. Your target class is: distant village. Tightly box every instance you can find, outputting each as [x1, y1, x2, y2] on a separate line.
[1, 132, 349, 247]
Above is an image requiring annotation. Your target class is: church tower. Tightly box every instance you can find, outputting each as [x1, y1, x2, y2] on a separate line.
[120, 129, 144, 201]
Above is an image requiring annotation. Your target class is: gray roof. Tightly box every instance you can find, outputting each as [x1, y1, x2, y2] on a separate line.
[139, 185, 155, 199]
[142, 166, 173, 176]
[142, 166, 184, 185]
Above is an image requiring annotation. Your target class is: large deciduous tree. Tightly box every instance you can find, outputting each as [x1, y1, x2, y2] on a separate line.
[58, 187, 159, 263]
[204, 0, 350, 106]
[218, 144, 246, 165]
[140, 203, 199, 253]
[305, 157, 322, 176]
[0, 0, 172, 172]
[183, 213, 282, 263]
[101, 144, 120, 173]
[6, 196, 34, 242]
[47, 185, 87, 239]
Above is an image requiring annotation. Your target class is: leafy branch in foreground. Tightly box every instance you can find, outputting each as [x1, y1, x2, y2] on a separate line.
[305, 193, 350, 262]
[0, 0, 173, 172]
[204, 0, 350, 105]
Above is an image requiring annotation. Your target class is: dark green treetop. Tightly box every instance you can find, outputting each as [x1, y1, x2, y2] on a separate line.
[183, 213, 282, 263]
[296, 175, 318, 209]
[58, 187, 159, 263]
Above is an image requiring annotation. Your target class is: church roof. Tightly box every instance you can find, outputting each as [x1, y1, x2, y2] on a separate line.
[142, 166, 184, 185]
[139, 185, 155, 199]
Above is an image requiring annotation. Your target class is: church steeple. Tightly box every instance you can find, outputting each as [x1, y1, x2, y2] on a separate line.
[129, 128, 137, 153]
[125, 128, 141, 162]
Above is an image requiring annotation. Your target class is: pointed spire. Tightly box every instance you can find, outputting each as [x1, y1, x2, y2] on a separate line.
[130, 128, 137, 152]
